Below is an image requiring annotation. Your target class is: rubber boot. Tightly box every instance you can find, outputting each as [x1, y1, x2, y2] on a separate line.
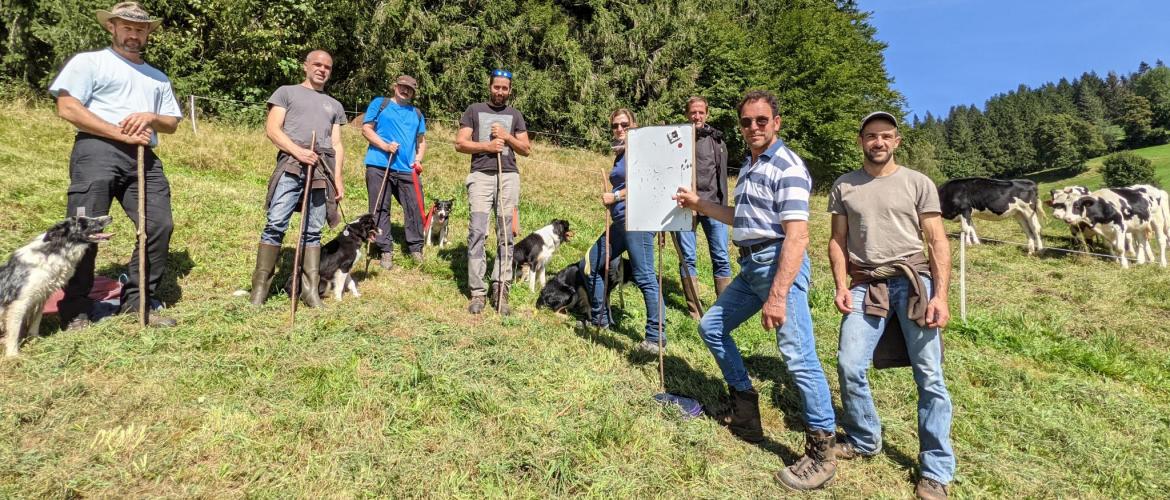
[775, 429, 837, 490]
[249, 243, 281, 306]
[720, 386, 764, 443]
[681, 275, 703, 320]
[299, 246, 326, 308]
[714, 276, 732, 297]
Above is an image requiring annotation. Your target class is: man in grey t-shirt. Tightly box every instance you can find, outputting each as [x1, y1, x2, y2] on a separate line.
[247, 50, 346, 308]
[826, 112, 954, 500]
[454, 70, 531, 315]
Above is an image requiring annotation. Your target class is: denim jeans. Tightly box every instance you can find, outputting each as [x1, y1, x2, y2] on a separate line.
[261, 171, 326, 246]
[837, 276, 955, 484]
[698, 243, 835, 432]
[583, 221, 663, 344]
[673, 215, 732, 279]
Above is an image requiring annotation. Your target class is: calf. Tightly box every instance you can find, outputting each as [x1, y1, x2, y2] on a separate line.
[1065, 188, 1167, 268]
[1048, 185, 1094, 251]
[938, 177, 1045, 254]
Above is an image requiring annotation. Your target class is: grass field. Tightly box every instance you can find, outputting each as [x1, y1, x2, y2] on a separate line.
[2, 99, 1169, 498]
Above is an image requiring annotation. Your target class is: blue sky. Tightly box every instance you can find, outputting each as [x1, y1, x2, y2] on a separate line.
[861, 0, 1170, 121]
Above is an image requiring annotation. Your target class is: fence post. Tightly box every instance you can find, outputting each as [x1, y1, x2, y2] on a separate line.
[960, 232, 967, 324]
[189, 95, 198, 135]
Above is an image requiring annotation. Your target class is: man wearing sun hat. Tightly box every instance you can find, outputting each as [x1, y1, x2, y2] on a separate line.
[362, 75, 428, 267]
[48, 1, 183, 328]
[454, 69, 531, 315]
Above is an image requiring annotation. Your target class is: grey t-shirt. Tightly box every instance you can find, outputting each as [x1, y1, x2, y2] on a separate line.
[267, 84, 346, 151]
[827, 166, 941, 266]
[459, 102, 528, 174]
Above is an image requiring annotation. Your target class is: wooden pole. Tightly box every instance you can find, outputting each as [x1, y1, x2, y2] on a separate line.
[188, 95, 198, 135]
[960, 230, 967, 324]
[289, 132, 316, 324]
[137, 145, 148, 327]
[495, 152, 505, 313]
[602, 169, 611, 324]
[364, 152, 395, 273]
[656, 232, 666, 394]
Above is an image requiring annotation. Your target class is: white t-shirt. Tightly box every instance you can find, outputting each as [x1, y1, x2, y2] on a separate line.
[49, 48, 183, 146]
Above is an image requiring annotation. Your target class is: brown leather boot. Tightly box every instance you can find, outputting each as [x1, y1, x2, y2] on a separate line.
[680, 275, 703, 320]
[490, 281, 511, 316]
[714, 276, 732, 297]
[719, 386, 764, 443]
[299, 246, 325, 308]
[775, 429, 837, 490]
[249, 243, 281, 306]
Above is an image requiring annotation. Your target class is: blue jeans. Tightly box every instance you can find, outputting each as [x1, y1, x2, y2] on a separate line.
[698, 243, 835, 432]
[261, 171, 326, 246]
[837, 276, 955, 484]
[584, 222, 663, 344]
[673, 215, 732, 279]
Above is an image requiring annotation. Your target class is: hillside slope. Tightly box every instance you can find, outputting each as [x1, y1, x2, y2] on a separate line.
[1, 102, 1168, 497]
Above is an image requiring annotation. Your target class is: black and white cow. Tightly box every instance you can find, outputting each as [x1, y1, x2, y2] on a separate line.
[938, 177, 1045, 254]
[1048, 185, 1094, 251]
[1062, 187, 1168, 269]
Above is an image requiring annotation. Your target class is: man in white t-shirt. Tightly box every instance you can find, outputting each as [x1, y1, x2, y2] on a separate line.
[48, 2, 183, 328]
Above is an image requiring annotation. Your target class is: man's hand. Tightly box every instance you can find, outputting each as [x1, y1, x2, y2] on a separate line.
[672, 186, 699, 209]
[119, 112, 157, 138]
[412, 162, 423, 174]
[486, 137, 506, 154]
[384, 141, 400, 154]
[121, 127, 153, 146]
[761, 296, 787, 330]
[490, 123, 512, 142]
[601, 192, 616, 206]
[925, 296, 950, 329]
[334, 183, 345, 202]
[293, 147, 319, 166]
[834, 287, 853, 315]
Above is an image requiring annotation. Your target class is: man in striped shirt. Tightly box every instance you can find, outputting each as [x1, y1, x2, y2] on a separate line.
[674, 91, 837, 491]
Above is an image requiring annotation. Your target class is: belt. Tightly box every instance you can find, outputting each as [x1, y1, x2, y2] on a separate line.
[736, 239, 781, 259]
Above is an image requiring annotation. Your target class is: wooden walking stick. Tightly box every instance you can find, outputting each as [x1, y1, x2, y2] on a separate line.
[602, 169, 611, 327]
[289, 132, 316, 324]
[364, 151, 396, 273]
[495, 151, 506, 313]
[137, 145, 148, 327]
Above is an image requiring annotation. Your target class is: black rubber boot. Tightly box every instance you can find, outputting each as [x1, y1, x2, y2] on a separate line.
[720, 386, 764, 443]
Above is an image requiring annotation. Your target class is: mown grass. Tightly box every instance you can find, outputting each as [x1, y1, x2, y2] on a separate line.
[1, 99, 1169, 497]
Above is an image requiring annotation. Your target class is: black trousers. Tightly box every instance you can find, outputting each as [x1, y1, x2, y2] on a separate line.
[60, 133, 174, 322]
[365, 167, 424, 254]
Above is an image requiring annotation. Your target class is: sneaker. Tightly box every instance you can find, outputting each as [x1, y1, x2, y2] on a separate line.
[468, 295, 486, 314]
[634, 339, 663, 356]
[410, 251, 424, 263]
[915, 478, 949, 500]
[65, 315, 93, 331]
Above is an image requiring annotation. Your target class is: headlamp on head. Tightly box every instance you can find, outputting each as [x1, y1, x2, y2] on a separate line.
[491, 69, 513, 80]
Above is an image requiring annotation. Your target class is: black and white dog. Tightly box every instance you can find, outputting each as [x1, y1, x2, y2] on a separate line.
[284, 213, 381, 301]
[513, 219, 574, 291]
[424, 198, 454, 248]
[2, 215, 112, 357]
[536, 256, 632, 315]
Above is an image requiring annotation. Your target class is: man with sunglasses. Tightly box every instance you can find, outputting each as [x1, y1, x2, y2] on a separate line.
[674, 90, 837, 491]
[455, 69, 531, 315]
[362, 75, 428, 267]
[827, 112, 953, 500]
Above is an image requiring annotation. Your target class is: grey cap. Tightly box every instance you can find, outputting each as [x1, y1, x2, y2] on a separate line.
[859, 111, 898, 133]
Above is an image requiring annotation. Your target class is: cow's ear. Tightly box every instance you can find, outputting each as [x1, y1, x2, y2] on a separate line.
[1044, 199, 1054, 207]
[1080, 197, 1096, 207]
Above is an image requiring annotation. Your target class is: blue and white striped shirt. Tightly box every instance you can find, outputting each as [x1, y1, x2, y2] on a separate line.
[732, 139, 812, 246]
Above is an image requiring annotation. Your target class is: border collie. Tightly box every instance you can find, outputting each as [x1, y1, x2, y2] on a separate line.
[2, 215, 112, 357]
[513, 219, 574, 291]
[536, 256, 632, 315]
[425, 198, 454, 248]
[284, 214, 381, 301]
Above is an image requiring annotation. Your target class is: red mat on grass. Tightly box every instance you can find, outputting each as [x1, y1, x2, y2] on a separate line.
[42, 276, 122, 315]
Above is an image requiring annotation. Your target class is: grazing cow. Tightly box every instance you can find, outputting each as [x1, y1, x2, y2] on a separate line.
[938, 177, 1045, 254]
[1048, 186, 1094, 251]
[1129, 184, 1170, 241]
[1063, 187, 1168, 269]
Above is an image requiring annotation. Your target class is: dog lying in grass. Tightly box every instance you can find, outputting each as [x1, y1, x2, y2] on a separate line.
[514, 219, 573, 291]
[536, 256, 632, 315]
[1, 215, 112, 357]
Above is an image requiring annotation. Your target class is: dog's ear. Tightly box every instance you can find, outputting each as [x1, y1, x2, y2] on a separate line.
[43, 220, 72, 242]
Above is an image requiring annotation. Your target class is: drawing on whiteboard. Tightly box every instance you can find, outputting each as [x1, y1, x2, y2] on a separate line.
[625, 124, 695, 232]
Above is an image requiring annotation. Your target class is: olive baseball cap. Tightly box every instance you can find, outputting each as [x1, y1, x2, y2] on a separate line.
[395, 75, 418, 90]
[859, 111, 898, 133]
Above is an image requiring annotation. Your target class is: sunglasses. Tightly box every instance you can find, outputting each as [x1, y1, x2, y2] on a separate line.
[739, 116, 773, 129]
[611, 121, 631, 130]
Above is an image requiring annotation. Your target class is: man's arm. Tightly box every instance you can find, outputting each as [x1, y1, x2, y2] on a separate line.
[761, 220, 809, 330]
[672, 186, 735, 225]
[920, 212, 951, 328]
[507, 131, 532, 157]
[330, 122, 344, 201]
[415, 134, 427, 163]
[120, 112, 179, 137]
[362, 121, 397, 154]
[55, 93, 150, 145]
[455, 126, 503, 155]
[828, 214, 853, 314]
[265, 105, 317, 165]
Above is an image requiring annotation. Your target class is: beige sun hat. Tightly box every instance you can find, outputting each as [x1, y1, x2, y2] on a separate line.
[96, 2, 161, 30]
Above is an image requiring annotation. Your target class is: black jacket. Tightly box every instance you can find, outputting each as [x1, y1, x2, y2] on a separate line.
[696, 125, 729, 206]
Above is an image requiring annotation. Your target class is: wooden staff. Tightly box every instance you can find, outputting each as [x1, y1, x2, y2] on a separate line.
[495, 152, 505, 313]
[289, 131, 316, 324]
[364, 152, 396, 273]
[137, 145, 148, 327]
[602, 169, 611, 325]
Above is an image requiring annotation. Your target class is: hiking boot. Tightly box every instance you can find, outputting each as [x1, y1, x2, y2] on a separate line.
[714, 276, 732, 297]
[680, 275, 703, 320]
[249, 243, 281, 306]
[915, 478, 949, 500]
[775, 429, 837, 490]
[719, 386, 764, 443]
[299, 246, 325, 308]
[410, 251, 424, 263]
[379, 256, 394, 271]
[468, 295, 486, 315]
[489, 281, 511, 316]
[834, 437, 876, 460]
[634, 339, 663, 356]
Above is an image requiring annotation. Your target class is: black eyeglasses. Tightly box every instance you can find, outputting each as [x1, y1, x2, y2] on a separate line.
[611, 121, 631, 130]
[739, 116, 773, 129]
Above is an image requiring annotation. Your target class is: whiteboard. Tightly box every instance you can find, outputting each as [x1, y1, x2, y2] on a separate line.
[625, 124, 695, 232]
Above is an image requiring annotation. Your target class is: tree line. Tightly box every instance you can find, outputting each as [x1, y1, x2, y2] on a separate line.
[900, 61, 1170, 181]
[0, 0, 900, 185]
